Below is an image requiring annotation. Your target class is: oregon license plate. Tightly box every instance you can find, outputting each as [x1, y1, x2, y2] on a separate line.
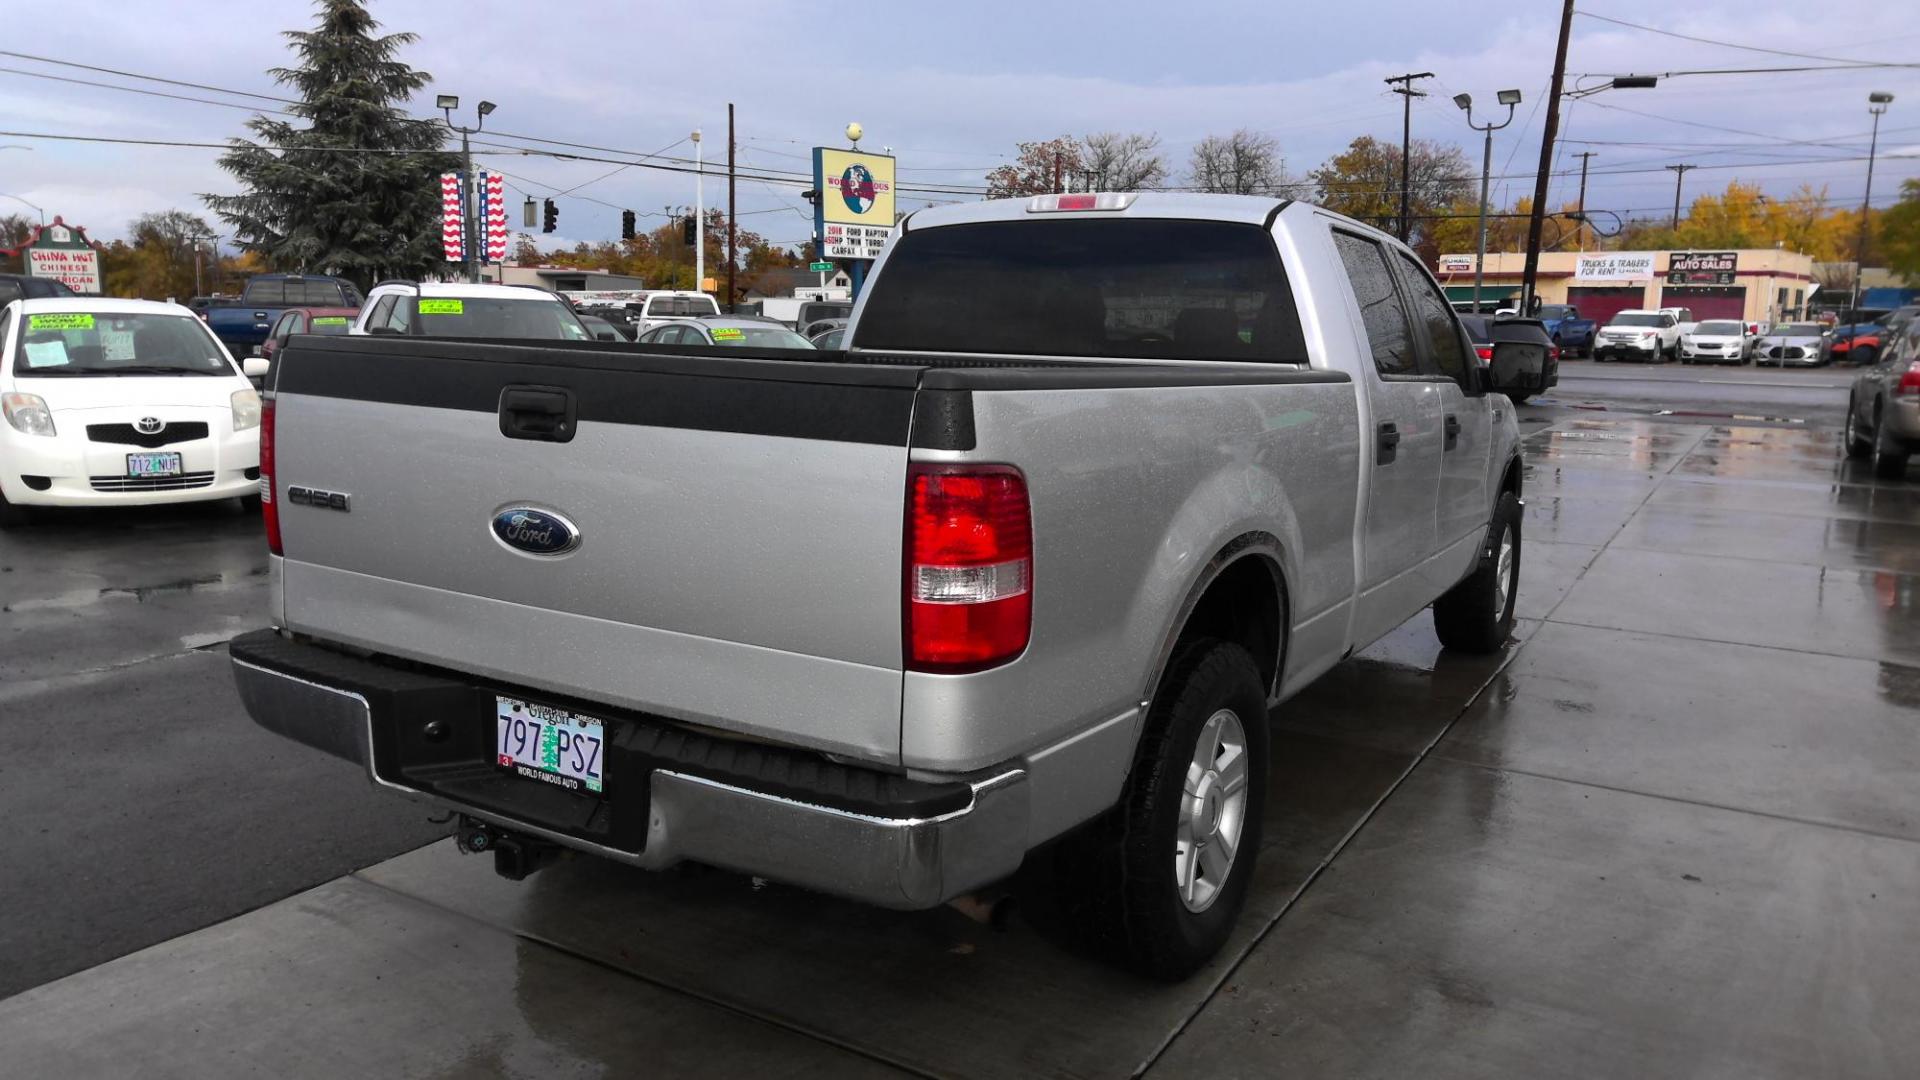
[495, 696, 605, 794]
[127, 451, 182, 477]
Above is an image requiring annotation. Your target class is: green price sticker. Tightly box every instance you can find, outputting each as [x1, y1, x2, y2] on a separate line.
[418, 299, 465, 315]
[28, 313, 95, 331]
[310, 316, 350, 326]
[710, 327, 744, 341]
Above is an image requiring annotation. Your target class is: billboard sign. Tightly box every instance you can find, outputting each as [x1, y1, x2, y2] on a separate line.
[1438, 254, 1474, 274]
[1576, 252, 1656, 282]
[19, 221, 102, 293]
[821, 222, 890, 260]
[440, 172, 465, 262]
[813, 147, 895, 263]
[1666, 251, 1737, 285]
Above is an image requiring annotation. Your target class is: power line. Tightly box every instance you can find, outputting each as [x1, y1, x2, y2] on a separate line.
[0, 48, 296, 103]
[1573, 11, 1916, 67]
[0, 66, 298, 115]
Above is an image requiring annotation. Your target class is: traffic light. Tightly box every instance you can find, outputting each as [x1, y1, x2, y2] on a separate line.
[682, 215, 696, 246]
[621, 209, 636, 241]
[542, 198, 557, 234]
[523, 197, 536, 228]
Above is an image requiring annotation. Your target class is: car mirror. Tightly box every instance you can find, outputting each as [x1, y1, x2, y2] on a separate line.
[242, 356, 270, 379]
[594, 329, 617, 342]
[1487, 340, 1547, 396]
[368, 325, 400, 336]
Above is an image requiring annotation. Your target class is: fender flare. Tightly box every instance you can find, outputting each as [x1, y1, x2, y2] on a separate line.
[1138, 531, 1292, 712]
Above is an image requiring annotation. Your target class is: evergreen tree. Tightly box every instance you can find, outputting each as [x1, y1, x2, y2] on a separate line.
[204, 0, 456, 287]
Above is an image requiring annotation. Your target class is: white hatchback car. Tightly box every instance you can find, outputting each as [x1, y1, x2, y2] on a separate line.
[352, 281, 592, 341]
[0, 298, 265, 525]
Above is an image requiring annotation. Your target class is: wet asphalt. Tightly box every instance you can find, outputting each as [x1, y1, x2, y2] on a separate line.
[1, 361, 1915, 1077]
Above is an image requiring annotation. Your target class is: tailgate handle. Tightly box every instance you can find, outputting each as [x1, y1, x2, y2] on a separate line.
[499, 386, 577, 443]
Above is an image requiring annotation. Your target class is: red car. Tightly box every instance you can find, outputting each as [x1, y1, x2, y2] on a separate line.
[255, 306, 361, 368]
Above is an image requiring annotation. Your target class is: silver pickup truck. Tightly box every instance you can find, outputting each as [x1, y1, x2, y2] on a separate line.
[231, 193, 1541, 979]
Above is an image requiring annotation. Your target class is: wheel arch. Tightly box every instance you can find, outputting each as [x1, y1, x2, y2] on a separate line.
[1141, 532, 1291, 710]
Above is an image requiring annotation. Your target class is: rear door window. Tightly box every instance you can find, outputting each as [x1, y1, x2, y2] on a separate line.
[854, 218, 1306, 362]
[1331, 232, 1422, 376]
[1394, 252, 1471, 382]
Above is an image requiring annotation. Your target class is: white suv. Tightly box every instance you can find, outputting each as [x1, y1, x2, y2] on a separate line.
[630, 290, 721, 335]
[353, 282, 591, 341]
[1595, 309, 1681, 363]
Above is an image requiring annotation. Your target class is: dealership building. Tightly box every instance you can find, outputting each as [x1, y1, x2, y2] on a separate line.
[1436, 248, 1818, 326]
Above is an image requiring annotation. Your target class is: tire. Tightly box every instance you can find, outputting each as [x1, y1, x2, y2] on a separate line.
[1855, 346, 1878, 369]
[1019, 637, 1269, 981]
[1433, 491, 1521, 653]
[1872, 404, 1911, 480]
[238, 493, 263, 513]
[1505, 391, 1533, 405]
[1845, 397, 1873, 459]
[0, 490, 30, 529]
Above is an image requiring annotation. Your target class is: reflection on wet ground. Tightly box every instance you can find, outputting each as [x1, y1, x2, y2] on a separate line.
[3, 412, 1916, 1076]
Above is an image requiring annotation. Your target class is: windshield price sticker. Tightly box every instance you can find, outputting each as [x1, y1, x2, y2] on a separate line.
[310, 316, 350, 326]
[418, 299, 465, 315]
[27, 313, 95, 331]
[711, 327, 745, 341]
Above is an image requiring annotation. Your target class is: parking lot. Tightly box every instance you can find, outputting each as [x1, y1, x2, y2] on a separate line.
[3, 362, 1914, 1078]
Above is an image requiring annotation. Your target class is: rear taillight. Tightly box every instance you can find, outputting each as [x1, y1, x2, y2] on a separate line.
[1474, 345, 1494, 361]
[1549, 344, 1561, 361]
[260, 398, 281, 555]
[905, 465, 1032, 672]
[1899, 362, 1920, 397]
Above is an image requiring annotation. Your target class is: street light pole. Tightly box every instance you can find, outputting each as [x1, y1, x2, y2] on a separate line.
[693, 129, 704, 294]
[1384, 71, 1433, 242]
[438, 95, 497, 285]
[1854, 92, 1895, 312]
[1666, 164, 1695, 232]
[1457, 90, 1522, 314]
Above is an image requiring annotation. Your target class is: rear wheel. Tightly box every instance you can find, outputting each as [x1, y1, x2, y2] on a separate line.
[1854, 346, 1878, 369]
[1505, 391, 1534, 405]
[1872, 404, 1911, 479]
[1433, 491, 1521, 653]
[1845, 398, 1873, 459]
[1020, 637, 1269, 981]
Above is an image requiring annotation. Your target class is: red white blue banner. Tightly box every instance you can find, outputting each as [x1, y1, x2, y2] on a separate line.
[440, 172, 464, 262]
[481, 171, 508, 262]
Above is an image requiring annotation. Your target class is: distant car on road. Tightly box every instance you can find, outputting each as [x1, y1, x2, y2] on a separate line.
[1461, 315, 1559, 403]
[254, 306, 359, 388]
[0, 297, 264, 525]
[1844, 320, 1920, 479]
[1532, 303, 1597, 357]
[202, 274, 362, 359]
[634, 316, 816, 349]
[0, 273, 78, 304]
[1594, 309, 1681, 362]
[1753, 323, 1830, 367]
[352, 282, 592, 342]
[1678, 319, 1752, 365]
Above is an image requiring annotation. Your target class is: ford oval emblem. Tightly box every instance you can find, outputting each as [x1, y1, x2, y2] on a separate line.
[490, 507, 581, 556]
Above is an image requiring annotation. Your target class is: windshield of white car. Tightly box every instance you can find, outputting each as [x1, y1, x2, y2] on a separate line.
[13, 312, 234, 377]
[1694, 321, 1743, 335]
[1777, 324, 1825, 336]
[854, 219, 1307, 362]
[408, 297, 590, 341]
[1610, 314, 1665, 328]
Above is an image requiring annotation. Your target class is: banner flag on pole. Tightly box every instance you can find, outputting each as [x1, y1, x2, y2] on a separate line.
[481, 171, 509, 262]
[440, 172, 465, 262]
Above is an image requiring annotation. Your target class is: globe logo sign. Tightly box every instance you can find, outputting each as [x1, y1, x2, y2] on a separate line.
[840, 164, 877, 214]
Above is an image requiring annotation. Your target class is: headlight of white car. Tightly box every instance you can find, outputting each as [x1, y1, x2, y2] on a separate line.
[231, 388, 262, 431]
[2, 392, 56, 437]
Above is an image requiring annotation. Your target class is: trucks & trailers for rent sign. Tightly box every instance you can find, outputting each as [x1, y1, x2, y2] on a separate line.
[1575, 252, 1656, 282]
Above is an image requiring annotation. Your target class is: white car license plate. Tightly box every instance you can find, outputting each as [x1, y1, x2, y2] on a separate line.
[495, 696, 606, 794]
[127, 451, 182, 477]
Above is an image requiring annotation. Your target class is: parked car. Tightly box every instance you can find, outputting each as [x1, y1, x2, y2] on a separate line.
[1678, 319, 1752, 365]
[230, 192, 1540, 980]
[352, 282, 592, 341]
[800, 316, 849, 341]
[576, 305, 637, 339]
[1658, 306, 1697, 337]
[1594, 309, 1681, 362]
[1834, 305, 1920, 368]
[810, 325, 846, 350]
[254, 307, 360, 385]
[1460, 314, 1559, 402]
[0, 297, 265, 526]
[1753, 322, 1831, 367]
[1532, 304, 1597, 357]
[634, 316, 816, 348]
[575, 313, 624, 342]
[755, 296, 853, 330]
[203, 274, 363, 359]
[629, 290, 722, 334]
[1843, 320, 1920, 479]
[0, 274, 79, 304]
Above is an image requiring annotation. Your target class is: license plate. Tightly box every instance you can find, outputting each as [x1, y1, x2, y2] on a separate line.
[127, 451, 182, 477]
[495, 696, 605, 794]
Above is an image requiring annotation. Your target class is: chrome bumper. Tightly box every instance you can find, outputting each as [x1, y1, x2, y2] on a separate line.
[231, 648, 1030, 910]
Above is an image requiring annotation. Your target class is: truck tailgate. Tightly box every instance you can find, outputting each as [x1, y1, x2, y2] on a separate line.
[268, 337, 918, 763]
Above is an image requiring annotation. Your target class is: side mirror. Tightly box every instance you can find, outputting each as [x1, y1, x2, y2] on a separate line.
[242, 356, 270, 379]
[595, 329, 618, 342]
[1487, 340, 1546, 396]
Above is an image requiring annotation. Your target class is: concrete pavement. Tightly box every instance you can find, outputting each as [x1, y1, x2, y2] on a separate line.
[3, 392, 1917, 1078]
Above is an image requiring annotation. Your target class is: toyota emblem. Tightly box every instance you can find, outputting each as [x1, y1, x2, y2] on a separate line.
[134, 416, 165, 435]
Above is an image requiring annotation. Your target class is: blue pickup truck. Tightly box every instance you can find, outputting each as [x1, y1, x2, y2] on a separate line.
[202, 274, 362, 356]
[1533, 304, 1598, 357]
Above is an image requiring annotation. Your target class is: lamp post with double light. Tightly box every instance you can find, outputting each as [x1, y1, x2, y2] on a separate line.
[1853, 91, 1894, 313]
[438, 94, 496, 284]
[1457, 89, 1522, 314]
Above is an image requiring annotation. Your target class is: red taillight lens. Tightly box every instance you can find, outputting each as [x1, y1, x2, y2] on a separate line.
[260, 399, 281, 555]
[1474, 345, 1494, 361]
[906, 465, 1032, 672]
[1549, 344, 1561, 360]
[1899, 362, 1920, 397]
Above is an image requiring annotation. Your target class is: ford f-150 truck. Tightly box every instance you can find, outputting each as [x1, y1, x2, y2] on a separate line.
[230, 193, 1540, 979]
[203, 274, 363, 357]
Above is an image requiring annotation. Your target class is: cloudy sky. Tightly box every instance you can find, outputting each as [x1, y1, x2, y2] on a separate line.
[3, 0, 1917, 251]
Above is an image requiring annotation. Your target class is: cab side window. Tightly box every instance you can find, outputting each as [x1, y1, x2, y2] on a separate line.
[1394, 252, 1471, 383]
[1332, 231, 1421, 376]
[365, 295, 396, 331]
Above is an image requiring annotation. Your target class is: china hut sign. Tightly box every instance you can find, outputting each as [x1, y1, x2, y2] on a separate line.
[2, 217, 102, 293]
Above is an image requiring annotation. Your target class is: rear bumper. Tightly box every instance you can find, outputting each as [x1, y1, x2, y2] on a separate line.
[228, 629, 1029, 909]
[1882, 397, 1920, 445]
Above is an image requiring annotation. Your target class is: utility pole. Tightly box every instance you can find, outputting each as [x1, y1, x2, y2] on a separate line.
[1666, 164, 1696, 231]
[692, 129, 705, 293]
[1574, 151, 1597, 250]
[727, 103, 737, 314]
[1520, 0, 1575, 314]
[1853, 92, 1894, 312]
[1053, 151, 1063, 194]
[1384, 72, 1433, 242]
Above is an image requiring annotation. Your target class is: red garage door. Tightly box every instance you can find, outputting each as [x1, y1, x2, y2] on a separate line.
[1659, 286, 1745, 321]
[1566, 286, 1645, 326]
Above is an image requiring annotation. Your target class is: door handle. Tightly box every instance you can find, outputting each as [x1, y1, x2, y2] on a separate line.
[1444, 414, 1461, 451]
[1377, 421, 1401, 465]
[498, 385, 577, 443]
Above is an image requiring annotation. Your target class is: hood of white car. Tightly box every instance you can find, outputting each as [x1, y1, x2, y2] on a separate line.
[13, 373, 246, 412]
[1684, 335, 1741, 345]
